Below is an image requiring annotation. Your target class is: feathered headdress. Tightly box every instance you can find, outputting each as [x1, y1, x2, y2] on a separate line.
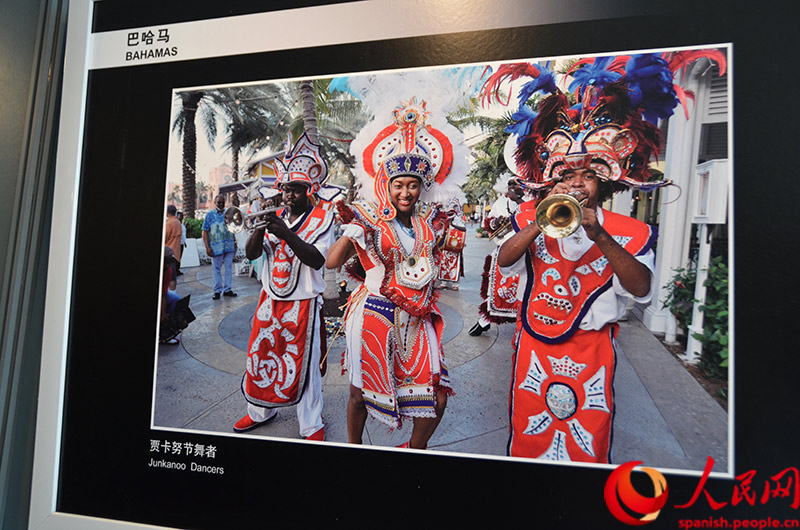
[481, 49, 727, 191]
[332, 68, 481, 220]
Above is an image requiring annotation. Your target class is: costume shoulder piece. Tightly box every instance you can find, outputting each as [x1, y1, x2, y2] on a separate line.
[510, 207, 538, 233]
[343, 200, 383, 231]
[600, 209, 656, 256]
[296, 204, 335, 244]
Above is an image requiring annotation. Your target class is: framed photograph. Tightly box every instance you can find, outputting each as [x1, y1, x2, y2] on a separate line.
[29, 1, 792, 529]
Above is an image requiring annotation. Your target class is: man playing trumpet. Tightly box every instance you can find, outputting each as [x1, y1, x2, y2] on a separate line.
[479, 54, 692, 463]
[233, 132, 334, 442]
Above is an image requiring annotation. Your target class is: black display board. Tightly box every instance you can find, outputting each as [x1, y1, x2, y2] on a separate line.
[30, 1, 798, 529]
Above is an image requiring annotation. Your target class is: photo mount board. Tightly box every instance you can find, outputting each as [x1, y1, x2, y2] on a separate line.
[30, 1, 792, 529]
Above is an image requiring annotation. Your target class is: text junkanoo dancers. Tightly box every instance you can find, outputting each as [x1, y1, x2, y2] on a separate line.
[484, 52, 726, 462]
[326, 92, 470, 449]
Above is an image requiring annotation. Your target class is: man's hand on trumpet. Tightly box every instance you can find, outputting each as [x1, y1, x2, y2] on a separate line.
[262, 211, 292, 240]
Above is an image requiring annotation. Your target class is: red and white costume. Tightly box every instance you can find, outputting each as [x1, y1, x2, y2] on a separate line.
[477, 194, 525, 327]
[504, 208, 655, 462]
[241, 132, 335, 438]
[335, 81, 475, 431]
[478, 50, 723, 461]
[243, 203, 335, 437]
[339, 201, 452, 428]
[438, 220, 466, 284]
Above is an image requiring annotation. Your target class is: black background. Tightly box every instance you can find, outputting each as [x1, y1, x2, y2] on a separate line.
[57, 1, 797, 528]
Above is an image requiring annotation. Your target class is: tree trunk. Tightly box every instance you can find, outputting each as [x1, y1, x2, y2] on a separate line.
[231, 145, 240, 206]
[300, 80, 319, 146]
[181, 91, 204, 218]
[347, 170, 356, 202]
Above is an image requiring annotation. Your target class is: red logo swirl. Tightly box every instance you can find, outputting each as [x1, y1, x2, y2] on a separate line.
[604, 461, 669, 525]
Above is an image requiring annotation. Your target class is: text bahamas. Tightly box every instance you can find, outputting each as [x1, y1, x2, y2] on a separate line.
[148, 458, 224, 474]
[126, 47, 178, 61]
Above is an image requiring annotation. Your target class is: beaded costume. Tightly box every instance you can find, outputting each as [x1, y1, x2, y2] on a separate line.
[331, 70, 478, 429]
[481, 50, 726, 462]
[239, 132, 334, 439]
[339, 200, 451, 427]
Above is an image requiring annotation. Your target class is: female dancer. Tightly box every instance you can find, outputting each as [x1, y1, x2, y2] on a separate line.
[326, 96, 467, 449]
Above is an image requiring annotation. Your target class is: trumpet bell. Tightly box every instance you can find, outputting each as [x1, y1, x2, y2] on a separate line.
[536, 193, 583, 239]
[224, 206, 246, 233]
[223, 205, 282, 233]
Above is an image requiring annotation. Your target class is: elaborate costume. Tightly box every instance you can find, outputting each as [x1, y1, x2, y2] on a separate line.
[338, 200, 450, 427]
[481, 51, 726, 462]
[473, 177, 524, 334]
[331, 72, 479, 432]
[237, 132, 335, 439]
[505, 208, 655, 461]
[437, 197, 466, 288]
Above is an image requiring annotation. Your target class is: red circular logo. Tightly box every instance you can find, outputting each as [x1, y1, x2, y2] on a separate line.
[604, 461, 669, 525]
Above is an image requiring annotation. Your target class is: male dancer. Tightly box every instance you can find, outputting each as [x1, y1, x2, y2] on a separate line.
[233, 133, 334, 441]
[477, 54, 722, 462]
[468, 177, 525, 336]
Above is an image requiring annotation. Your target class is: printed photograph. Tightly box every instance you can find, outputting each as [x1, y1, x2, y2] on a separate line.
[153, 44, 731, 474]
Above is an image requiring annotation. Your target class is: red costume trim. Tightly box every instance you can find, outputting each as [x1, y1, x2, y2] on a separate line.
[340, 201, 444, 317]
[478, 249, 519, 324]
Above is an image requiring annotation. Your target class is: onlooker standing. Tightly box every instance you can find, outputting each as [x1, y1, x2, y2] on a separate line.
[202, 194, 238, 300]
[176, 210, 187, 275]
[164, 205, 183, 274]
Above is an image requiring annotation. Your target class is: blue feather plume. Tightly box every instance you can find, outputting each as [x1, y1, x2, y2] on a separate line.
[568, 56, 622, 94]
[505, 105, 538, 139]
[623, 54, 679, 124]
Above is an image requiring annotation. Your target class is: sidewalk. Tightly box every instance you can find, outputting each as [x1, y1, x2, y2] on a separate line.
[155, 226, 728, 473]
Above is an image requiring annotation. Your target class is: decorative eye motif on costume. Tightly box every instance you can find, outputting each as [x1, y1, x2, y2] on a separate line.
[307, 163, 322, 181]
[611, 129, 637, 158]
[568, 275, 581, 296]
[536, 144, 550, 163]
[404, 110, 418, 123]
[554, 284, 569, 297]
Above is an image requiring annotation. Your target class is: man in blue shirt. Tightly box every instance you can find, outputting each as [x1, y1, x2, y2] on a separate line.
[202, 194, 238, 300]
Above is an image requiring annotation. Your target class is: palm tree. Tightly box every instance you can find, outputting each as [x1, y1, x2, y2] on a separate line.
[167, 184, 182, 205]
[172, 91, 206, 218]
[201, 84, 305, 206]
[300, 80, 319, 145]
[448, 93, 516, 204]
[266, 79, 370, 201]
[310, 79, 371, 200]
[195, 180, 211, 210]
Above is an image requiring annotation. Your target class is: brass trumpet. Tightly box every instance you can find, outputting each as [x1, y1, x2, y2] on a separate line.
[224, 205, 282, 233]
[487, 218, 513, 241]
[535, 191, 586, 239]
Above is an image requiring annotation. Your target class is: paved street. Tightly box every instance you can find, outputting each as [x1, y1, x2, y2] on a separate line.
[154, 226, 728, 473]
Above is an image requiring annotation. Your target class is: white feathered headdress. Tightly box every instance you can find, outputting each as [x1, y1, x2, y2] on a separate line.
[332, 68, 481, 220]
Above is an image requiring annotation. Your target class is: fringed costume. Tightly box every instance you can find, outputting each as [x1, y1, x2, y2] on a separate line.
[330, 72, 480, 431]
[339, 201, 452, 428]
